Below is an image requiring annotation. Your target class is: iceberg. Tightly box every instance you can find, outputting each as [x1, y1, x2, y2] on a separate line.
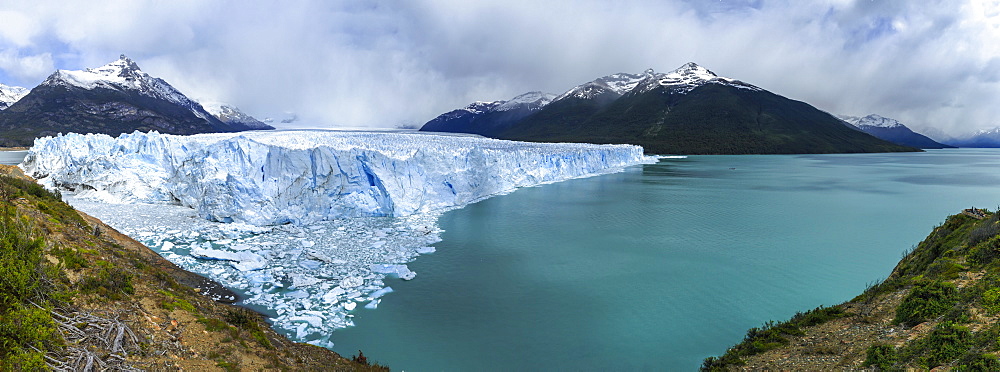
[21, 130, 654, 226]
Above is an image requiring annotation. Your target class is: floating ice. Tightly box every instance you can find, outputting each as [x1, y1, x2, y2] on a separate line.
[190, 247, 267, 271]
[370, 264, 416, 280]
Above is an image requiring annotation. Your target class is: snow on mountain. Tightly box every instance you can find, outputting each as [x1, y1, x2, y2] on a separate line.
[495, 91, 556, 112]
[553, 72, 647, 101]
[632, 62, 762, 95]
[22, 130, 654, 226]
[840, 114, 904, 129]
[552, 63, 759, 102]
[200, 101, 272, 130]
[43, 54, 214, 121]
[464, 100, 506, 114]
[433, 100, 505, 122]
[0, 83, 28, 110]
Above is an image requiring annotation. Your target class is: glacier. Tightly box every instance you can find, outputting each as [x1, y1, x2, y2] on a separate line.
[23, 130, 652, 226]
[20, 130, 656, 347]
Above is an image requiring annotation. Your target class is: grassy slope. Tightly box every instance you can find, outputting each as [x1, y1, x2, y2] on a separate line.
[702, 209, 1000, 371]
[0, 165, 386, 371]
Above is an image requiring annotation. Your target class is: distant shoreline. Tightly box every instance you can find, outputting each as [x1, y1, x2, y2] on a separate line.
[0, 147, 28, 151]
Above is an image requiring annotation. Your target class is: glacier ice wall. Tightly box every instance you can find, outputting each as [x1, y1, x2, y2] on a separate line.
[22, 130, 653, 225]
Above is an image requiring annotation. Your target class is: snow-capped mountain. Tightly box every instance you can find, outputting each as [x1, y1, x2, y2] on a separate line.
[44, 55, 217, 121]
[0, 55, 272, 146]
[423, 62, 917, 155]
[946, 127, 1000, 148]
[495, 91, 556, 112]
[553, 72, 647, 102]
[199, 101, 271, 130]
[420, 92, 556, 136]
[840, 114, 903, 128]
[839, 114, 952, 149]
[0, 83, 28, 110]
[630, 62, 761, 96]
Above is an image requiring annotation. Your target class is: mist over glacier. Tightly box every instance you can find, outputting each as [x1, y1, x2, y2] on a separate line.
[20, 130, 655, 347]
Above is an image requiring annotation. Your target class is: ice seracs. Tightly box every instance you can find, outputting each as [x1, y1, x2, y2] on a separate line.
[22, 130, 654, 226]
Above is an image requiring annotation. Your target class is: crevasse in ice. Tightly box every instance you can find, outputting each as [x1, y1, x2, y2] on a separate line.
[22, 130, 654, 226]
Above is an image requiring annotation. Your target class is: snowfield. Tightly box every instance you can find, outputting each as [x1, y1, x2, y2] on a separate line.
[20, 130, 656, 347]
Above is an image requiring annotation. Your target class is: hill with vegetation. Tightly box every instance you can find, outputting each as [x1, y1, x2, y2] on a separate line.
[0, 165, 383, 371]
[421, 63, 918, 155]
[501, 83, 917, 154]
[702, 208, 1000, 371]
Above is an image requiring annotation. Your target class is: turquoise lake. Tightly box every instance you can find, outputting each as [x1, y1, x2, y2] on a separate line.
[327, 149, 1000, 371]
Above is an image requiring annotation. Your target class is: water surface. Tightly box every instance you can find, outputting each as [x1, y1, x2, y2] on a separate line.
[329, 149, 1000, 370]
[0, 150, 27, 165]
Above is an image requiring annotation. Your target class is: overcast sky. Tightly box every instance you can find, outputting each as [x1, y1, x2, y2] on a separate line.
[0, 0, 998, 136]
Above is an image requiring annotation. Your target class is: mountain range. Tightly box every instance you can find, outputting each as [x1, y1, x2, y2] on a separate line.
[839, 114, 953, 149]
[420, 63, 918, 155]
[0, 55, 271, 147]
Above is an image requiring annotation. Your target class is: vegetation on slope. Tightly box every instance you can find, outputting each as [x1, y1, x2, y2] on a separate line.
[0, 166, 385, 371]
[703, 208, 1000, 371]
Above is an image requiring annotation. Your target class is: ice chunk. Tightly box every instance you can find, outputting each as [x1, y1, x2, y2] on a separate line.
[291, 274, 321, 288]
[369, 286, 394, 299]
[190, 247, 267, 271]
[288, 315, 324, 328]
[322, 287, 346, 303]
[339, 276, 364, 289]
[160, 241, 175, 251]
[416, 246, 436, 254]
[370, 264, 416, 280]
[344, 302, 357, 311]
[365, 299, 380, 309]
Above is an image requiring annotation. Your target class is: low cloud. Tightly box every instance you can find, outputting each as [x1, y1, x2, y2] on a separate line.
[0, 0, 997, 135]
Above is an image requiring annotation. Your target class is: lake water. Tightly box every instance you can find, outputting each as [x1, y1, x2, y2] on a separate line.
[327, 149, 1000, 371]
[0, 150, 27, 165]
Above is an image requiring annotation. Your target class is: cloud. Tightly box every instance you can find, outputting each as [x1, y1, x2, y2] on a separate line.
[0, 0, 997, 135]
[0, 50, 53, 82]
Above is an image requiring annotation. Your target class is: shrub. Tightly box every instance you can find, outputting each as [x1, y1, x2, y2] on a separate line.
[895, 280, 959, 326]
[955, 354, 1000, 371]
[0, 201, 65, 368]
[922, 322, 972, 368]
[863, 344, 897, 371]
[983, 288, 1000, 314]
[967, 214, 1000, 247]
[78, 261, 135, 300]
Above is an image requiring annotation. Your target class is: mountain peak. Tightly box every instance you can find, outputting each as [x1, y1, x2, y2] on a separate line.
[496, 91, 556, 111]
[673, 62, 717, 78]
[0, 83, 29, 110]
[88, 54, 143, 80]
[629, 62, 759, 95]
[842, 114, 904, 129]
